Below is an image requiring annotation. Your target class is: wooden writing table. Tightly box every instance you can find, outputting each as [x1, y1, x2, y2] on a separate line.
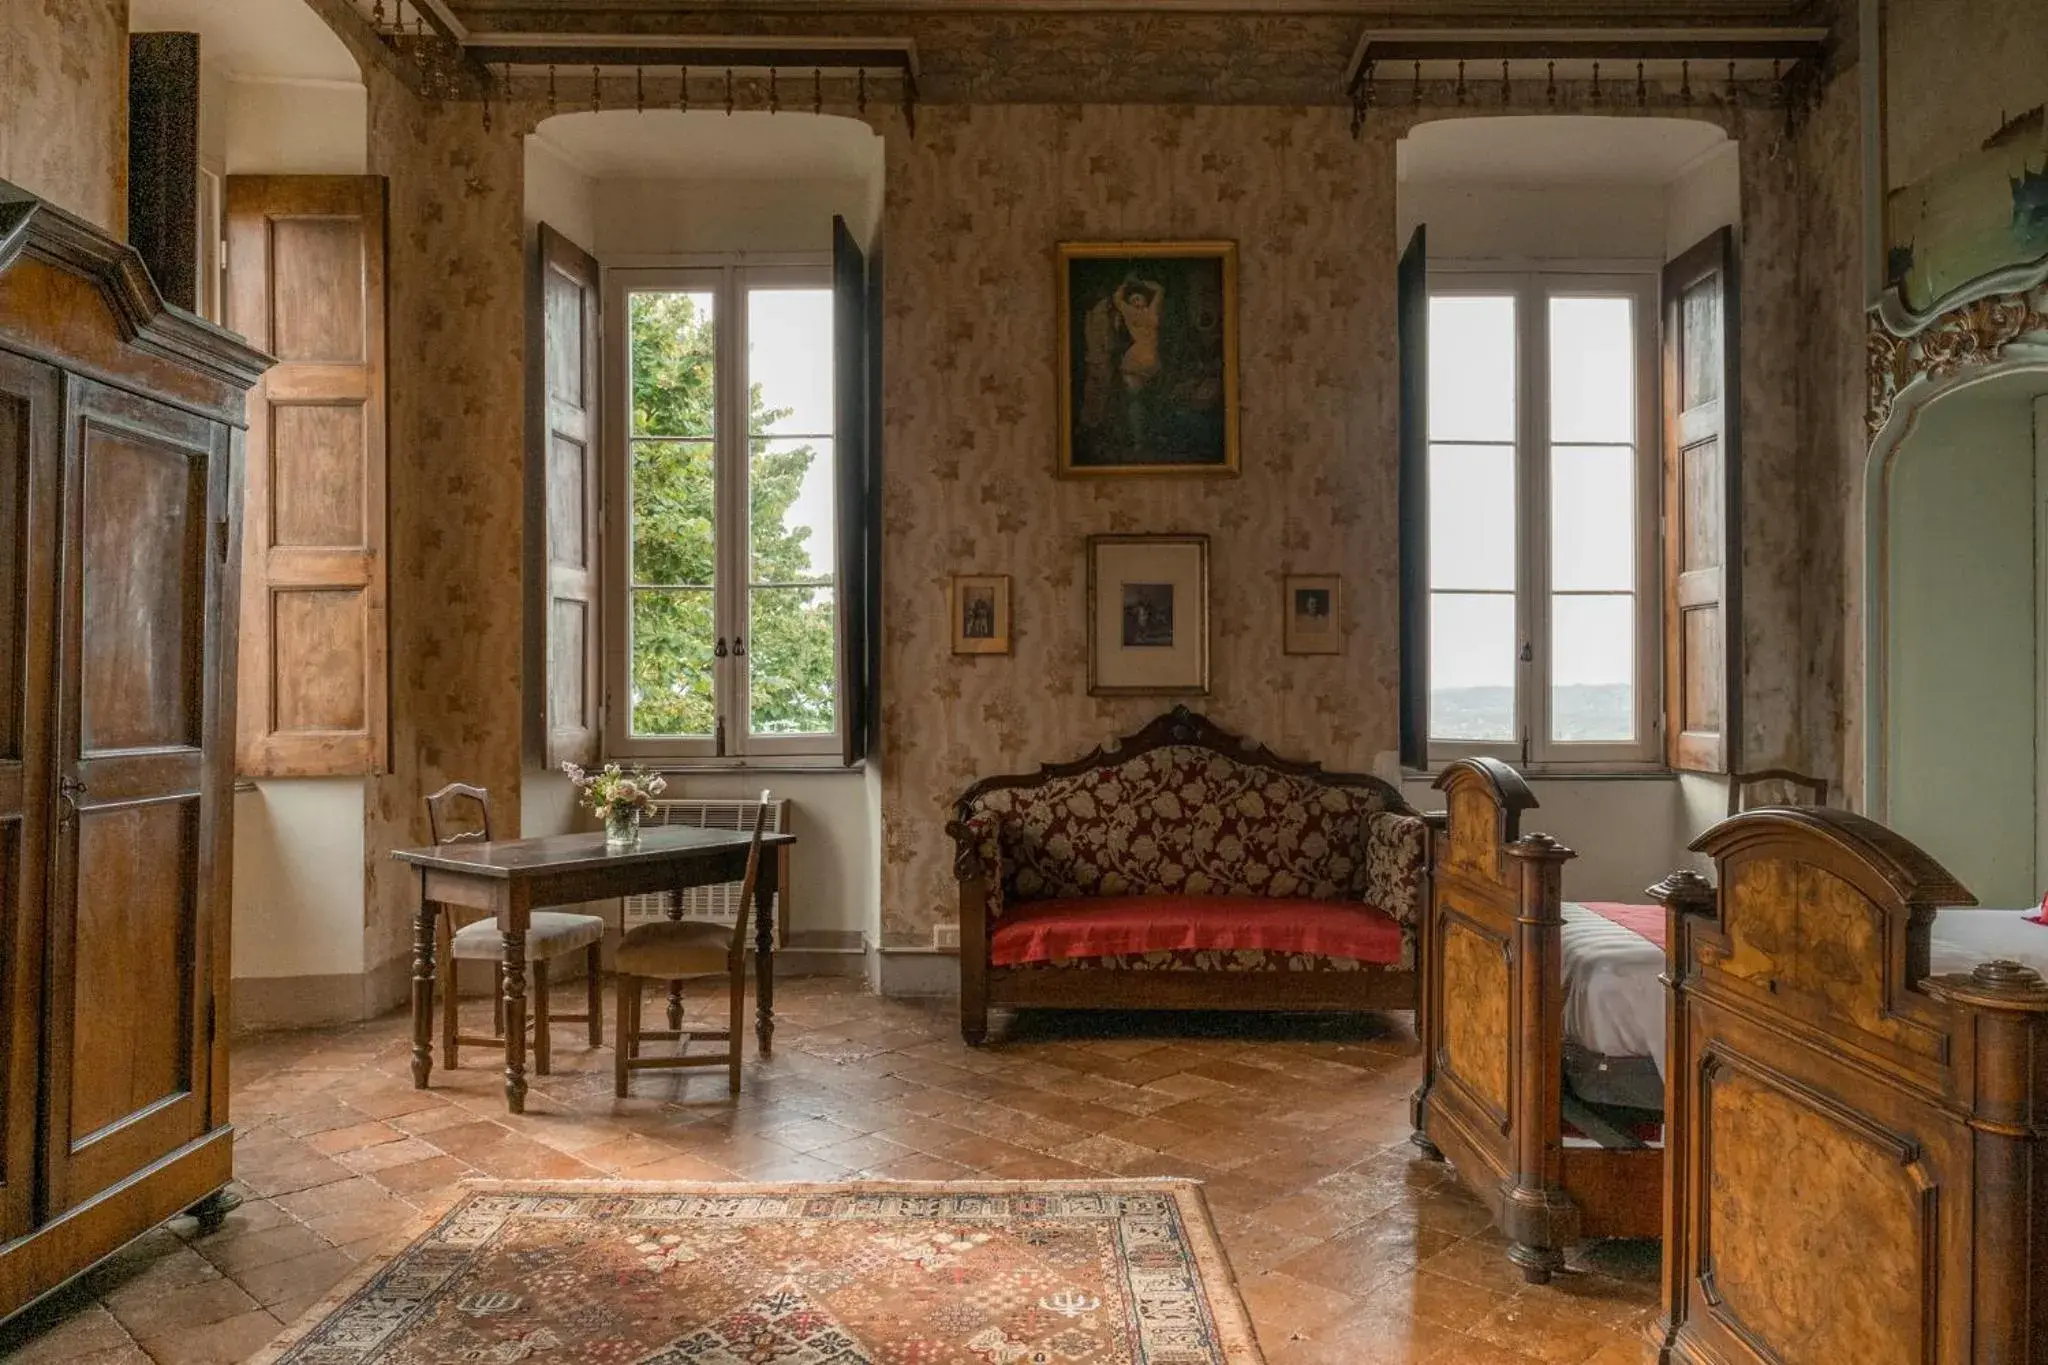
[391, 826, 796, 1113]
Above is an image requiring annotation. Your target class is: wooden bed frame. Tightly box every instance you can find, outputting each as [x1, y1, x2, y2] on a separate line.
[1408, 757, 1664, 1282]
[1653, 806, 2047, 1364]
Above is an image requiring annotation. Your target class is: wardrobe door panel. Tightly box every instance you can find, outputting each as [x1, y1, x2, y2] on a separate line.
[0, 350, 60, 1242]
[43, 378, 221, 1212]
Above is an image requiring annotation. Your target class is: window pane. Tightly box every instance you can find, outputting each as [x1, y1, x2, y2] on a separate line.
[629, 290, 716, 438]
[1429, 444, 1516, 590]
[748, 286, 834, 438]
[1429, 294, 1517, 443]
[1548, 295, 1634, 444]
[1552, 593, 1635, 742]
[749, 585, 837, 735]
[1551, 444, 1635, 592]
[751, 438, 836, 582]
[631, 439, 714, 586]
[1430, 591, 1517, 742]
[631, 589, 715, 736]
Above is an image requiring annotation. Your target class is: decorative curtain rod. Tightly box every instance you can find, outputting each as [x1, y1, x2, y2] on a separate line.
[361, 2, 919, 132]
[1342, 28, 1829, 140]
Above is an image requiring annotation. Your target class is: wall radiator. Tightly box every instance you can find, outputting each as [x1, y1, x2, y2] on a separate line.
[620, 797, 791, 948]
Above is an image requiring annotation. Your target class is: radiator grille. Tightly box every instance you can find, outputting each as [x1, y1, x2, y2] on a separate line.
[621, 798, 789, 947]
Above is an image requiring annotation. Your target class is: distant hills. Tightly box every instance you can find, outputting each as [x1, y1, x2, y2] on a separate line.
[1431, 685, 1635, 744]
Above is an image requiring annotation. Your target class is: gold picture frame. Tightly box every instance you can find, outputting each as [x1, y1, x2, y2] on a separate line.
[1283, 574, 1342, 655]
[1057, 241, 1240, 477]
[950, 575, 1012, 655]
[1086, 534, 1210, 696]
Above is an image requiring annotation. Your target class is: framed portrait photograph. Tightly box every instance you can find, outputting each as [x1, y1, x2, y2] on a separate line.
[950, 575, 1011, 655]
[1283, 574, 1342, 655]
[1087, 534, 1209, 695]
[1057, 241, 1240, 477]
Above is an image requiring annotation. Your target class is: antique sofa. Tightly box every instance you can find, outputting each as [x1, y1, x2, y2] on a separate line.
[950, 708, 1428, 1043]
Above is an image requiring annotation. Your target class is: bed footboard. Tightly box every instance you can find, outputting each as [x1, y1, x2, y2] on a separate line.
[1656, 808, 2048, 1365]
[1414, 759, 1597, 1281]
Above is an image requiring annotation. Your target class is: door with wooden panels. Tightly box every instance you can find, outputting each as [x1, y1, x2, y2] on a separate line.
[41, 377, 230, 1213]
[533, 224, 601, 768]
[226, 175, 388, 778]
[0, 351, 59, 1241]
[1662, 227, 1739, 775]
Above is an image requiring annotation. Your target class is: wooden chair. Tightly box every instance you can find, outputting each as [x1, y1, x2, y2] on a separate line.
[1725, 768, 1830, 817]
[614, 790, 770, 1097]
[425, 783, 607, 1074]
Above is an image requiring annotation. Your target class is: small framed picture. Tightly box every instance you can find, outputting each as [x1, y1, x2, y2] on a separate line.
[1283, 575, 1342, 655]
[950, 575, 1011, 655]
[1087, 534, 1209, 695]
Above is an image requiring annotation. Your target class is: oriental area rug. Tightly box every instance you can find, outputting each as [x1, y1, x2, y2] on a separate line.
[250, 1180, 1264, 1364]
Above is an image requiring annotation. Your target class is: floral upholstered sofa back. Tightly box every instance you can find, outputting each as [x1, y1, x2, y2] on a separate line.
[956, 743, 1426, 925]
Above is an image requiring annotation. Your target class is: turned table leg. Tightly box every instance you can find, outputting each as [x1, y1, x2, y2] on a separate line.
[755, 857, 776, 1057]
[410, 872, 436, 1089]
[665, 887, 685, 1032]
[502, 923, 529, 1113]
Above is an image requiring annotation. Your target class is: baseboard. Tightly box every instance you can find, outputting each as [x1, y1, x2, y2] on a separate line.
[233, 935, 874, 1031]
[232, 972, 379, 1033]
[872, 946, 961, 998]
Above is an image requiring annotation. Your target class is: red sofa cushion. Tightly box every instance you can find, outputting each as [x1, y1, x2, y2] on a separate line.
[989, 895, 1404, 967]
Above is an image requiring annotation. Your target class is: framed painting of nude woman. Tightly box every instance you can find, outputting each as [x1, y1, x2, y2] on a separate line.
[1057, 241, 1240, 477]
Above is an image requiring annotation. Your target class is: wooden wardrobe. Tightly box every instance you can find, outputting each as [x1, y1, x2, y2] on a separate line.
[0, 183, 267, 1319]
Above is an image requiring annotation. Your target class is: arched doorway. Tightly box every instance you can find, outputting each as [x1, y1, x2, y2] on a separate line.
[1867, 359, 2048, 906]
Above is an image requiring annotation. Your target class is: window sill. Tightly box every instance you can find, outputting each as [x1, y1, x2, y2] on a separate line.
[1405, 766, 1675, 782]
[608, 758, 869, 777]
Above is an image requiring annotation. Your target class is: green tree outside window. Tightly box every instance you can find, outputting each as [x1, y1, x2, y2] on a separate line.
[629, 291, 837, 738]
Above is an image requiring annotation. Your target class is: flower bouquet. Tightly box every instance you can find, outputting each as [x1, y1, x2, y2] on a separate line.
[562, 761, 668, 850]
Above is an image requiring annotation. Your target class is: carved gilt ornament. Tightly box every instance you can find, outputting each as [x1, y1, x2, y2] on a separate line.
[1866, 281, 2048, 442]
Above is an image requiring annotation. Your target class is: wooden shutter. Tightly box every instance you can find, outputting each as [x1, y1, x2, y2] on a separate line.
[1397, 225, 1429, 770]
[863, 236, 885, 760]
[833, 216, 871, 767]
[128, 33, 201, 312]
[529, 224, 602, 768]
[227, 175, 388, 777]
[1662, 227, 1741, 774]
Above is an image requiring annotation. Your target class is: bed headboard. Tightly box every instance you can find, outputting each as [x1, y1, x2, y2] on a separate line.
[1657, 806, 2048, 1365]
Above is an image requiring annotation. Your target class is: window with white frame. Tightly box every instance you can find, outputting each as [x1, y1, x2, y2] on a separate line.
[603, 261, 843, 761]
[1426, 270, 1660, 768]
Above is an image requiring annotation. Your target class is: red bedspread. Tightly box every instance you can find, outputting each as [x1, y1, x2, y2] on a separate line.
[989, 895, 1405, 967]
[1577, 901, 1666, 951]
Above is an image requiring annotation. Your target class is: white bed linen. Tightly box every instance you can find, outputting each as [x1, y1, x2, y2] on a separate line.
[1557, 904, 2048, 1083]
[1928, 909, 2048, 978]
[1560, 903, 1667, 1076]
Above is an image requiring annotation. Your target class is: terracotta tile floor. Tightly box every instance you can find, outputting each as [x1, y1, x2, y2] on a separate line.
[0, 978, 1660, 1364]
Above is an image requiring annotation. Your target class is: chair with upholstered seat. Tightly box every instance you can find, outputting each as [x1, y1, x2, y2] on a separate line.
[614, 790, 770, 1097]
[426, 783, 608, 1074]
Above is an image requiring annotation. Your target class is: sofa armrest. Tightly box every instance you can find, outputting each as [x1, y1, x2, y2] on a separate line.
[947, 812, 1007, 915]
[948, 812, 1005, 1045]
[1363, 810, 1428, 929]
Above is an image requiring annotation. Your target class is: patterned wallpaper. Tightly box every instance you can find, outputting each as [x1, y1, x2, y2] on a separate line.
[1796, 73, 1867, 806]
[0, 0, 128, 236]
[294, 0, 1859, 961]
[876, 103, 1400, 946]
[871, 100, 1827, 945]
[359, 67, 533, 983]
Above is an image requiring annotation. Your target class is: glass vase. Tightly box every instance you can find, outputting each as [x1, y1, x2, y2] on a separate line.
[603, 807, 642, 851]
